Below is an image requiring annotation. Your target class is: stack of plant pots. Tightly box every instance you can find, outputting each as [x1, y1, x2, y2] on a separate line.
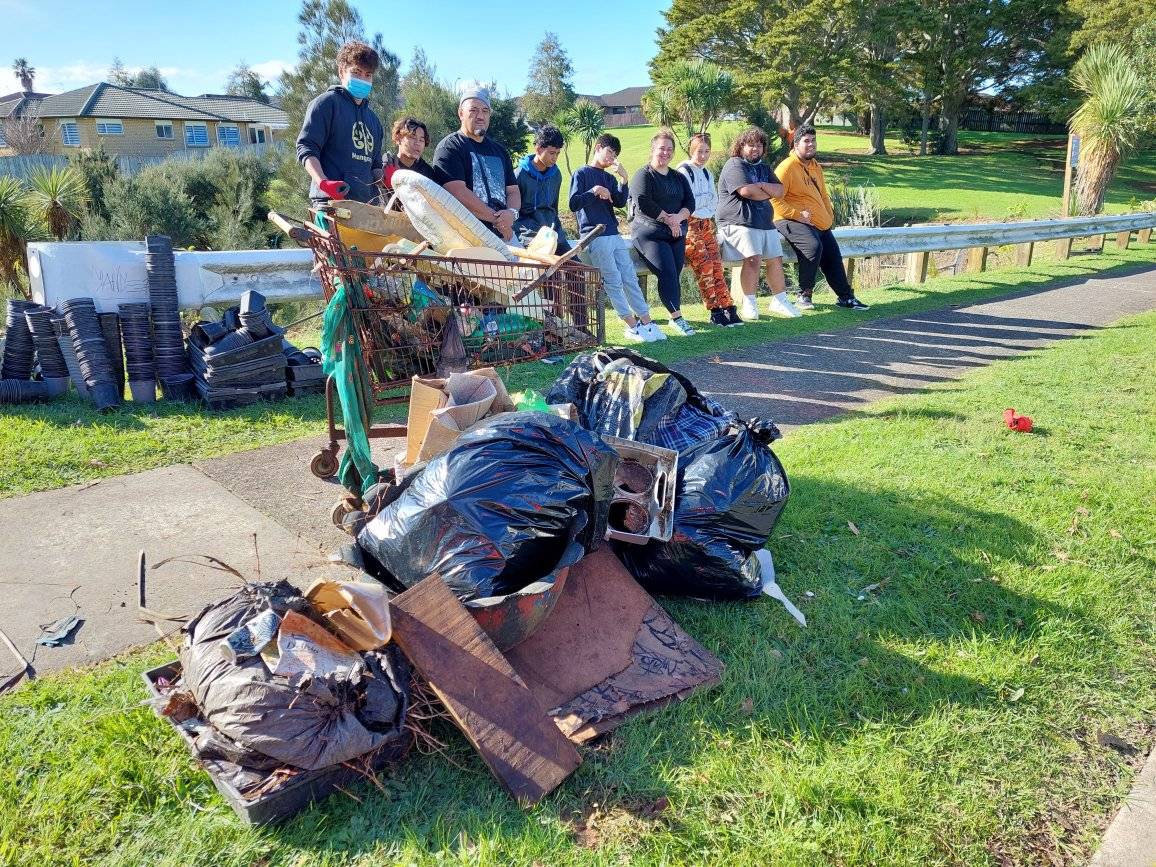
[118, 302, 156, 403]
[59, 297, 121, 411]
[24, 305, 71, 396]
[98, 312, 126, 400]
[1, 299, 37, 379]
[145, 235, 195, 401]
[53, 316, 89, 398]
[188, 291, 288, 410]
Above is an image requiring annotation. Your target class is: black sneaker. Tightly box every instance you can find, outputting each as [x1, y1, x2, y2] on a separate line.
[836, 296, 870, 311]
[723, 305, 744, 326]
[709, 308, 731, 327]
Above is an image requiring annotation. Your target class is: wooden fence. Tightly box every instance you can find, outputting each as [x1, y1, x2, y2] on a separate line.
[0, 142, 278, 182]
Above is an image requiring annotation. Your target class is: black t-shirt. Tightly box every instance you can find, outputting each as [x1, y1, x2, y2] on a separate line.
[629, 165, 695, 238]
[717, 156, 774, 230]
[432, 132, 517, 231]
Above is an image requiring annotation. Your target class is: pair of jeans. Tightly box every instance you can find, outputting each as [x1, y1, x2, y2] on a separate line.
[582, 234, 650, 320]
[632, 224, 686, 313]
[774, 220, 853, 301]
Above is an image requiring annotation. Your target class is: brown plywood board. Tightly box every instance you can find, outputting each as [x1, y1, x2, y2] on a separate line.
[389, 575, 581, 805]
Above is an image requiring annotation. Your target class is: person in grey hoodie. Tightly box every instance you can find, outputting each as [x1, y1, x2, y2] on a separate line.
[296, 40, 385, 205]
[513, 124, 571, 253]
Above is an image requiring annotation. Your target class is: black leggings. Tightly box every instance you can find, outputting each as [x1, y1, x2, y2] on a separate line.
[775, 220, 852, 301]
[632, 228, 686, 314]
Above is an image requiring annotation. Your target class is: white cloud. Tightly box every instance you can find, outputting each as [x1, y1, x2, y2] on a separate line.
[28, 63, 109, 93]
[250, 60, 294, 85]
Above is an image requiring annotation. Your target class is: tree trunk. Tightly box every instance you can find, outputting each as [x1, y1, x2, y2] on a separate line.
[919, 93, 931, 156]
[855, 111, 870, 135]
[936, 88, 965, 155]
[1074, 149, 1118, 216]
[867, 101, 887, 155]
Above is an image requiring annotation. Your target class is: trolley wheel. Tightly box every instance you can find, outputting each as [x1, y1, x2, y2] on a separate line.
[310, 449, 339, 479]
[331, 498, 356, 529]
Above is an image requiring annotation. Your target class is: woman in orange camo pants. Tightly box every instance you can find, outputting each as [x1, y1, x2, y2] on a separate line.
[678, 133, 742, 326]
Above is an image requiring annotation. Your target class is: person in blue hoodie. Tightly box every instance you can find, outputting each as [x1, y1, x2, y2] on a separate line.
[296, 40, 385, 205]
[513, 125, 570, 253]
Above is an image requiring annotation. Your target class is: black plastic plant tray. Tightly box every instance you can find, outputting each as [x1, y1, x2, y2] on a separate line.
[285, 363, 326, 384]
[143, 661, 410, 826]
[189, 351, 287, 388]
[199, 333, 284, 365]
[197, 380, 288, 411]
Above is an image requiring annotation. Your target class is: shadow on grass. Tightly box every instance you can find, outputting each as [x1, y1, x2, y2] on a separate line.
[253, 476, 1064, 859]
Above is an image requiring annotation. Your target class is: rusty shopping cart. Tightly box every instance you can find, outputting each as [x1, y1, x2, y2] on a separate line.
[270, 209, 605, 481]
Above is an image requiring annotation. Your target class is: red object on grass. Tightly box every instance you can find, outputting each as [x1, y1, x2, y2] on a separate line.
[319, 179, 349, 200]
[1003, 408, 1033, 432]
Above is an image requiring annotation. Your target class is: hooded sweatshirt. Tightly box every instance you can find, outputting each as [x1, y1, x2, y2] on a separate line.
[296, 85, 385, 203]
[677, 160, 718, 219]
[513, 153, 569, 251]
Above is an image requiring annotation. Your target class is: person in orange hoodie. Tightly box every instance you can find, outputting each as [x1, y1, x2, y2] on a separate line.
[772, 125, 869, 311]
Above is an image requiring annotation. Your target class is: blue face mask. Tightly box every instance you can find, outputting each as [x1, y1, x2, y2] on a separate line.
[346, 77, 372, 100]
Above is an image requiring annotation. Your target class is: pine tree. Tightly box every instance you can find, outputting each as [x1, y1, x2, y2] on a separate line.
[522, 32, 576, 126]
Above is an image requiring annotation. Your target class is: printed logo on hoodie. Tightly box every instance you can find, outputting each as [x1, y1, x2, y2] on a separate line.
[352, 121, 374, 164]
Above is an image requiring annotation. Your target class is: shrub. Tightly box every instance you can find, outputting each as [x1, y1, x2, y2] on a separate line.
[102, 173, 205, 247]
[69, 148, 120, 221]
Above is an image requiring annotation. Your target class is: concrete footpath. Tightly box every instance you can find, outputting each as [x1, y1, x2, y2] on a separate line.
[0, 263, 1154, 862]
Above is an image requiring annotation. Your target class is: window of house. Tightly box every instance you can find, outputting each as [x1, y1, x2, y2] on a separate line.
[185, 122, 209, 147]
[95, 119, 124, 135]
[248, 126, 266, 145]
[156, 121, 174, 140]
[217, 125, 241, 147]
[60, 121, 80, 146]
[0, 125, 7, 148]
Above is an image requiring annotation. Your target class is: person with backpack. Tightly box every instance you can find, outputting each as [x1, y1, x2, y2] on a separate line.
[678, 132, 741, 327]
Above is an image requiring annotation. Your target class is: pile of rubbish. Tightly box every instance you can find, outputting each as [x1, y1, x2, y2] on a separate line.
[187, 289, 325, 409]
[146, 351, 798, 824]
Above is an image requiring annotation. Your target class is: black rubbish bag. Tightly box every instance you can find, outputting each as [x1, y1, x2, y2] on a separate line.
[356, 411, 618, 602]
[613, 421, 790, 599]
[180, 581, 410, 772]
[548, 350, 790, 600]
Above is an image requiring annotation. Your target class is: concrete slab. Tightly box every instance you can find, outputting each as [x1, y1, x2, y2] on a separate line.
[0, 464, 345, 677]
[1090, 748, 1156, 867]
[674, 266, 1156, 428]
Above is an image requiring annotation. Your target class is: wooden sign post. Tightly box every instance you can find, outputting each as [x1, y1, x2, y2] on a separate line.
[1061, 133, 1080, 217]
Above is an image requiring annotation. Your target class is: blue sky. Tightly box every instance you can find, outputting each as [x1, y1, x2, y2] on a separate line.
[0, 0, 666, 98]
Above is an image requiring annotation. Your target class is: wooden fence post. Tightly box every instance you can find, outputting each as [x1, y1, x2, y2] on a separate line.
[1116, 230, 1131, 250]
[1014, 242, 1034, 267]
[1091, 234, 1106, 252]
[1055, 237, 1073, 261]
[1139, 228, 1152, 244]
[844, 258, 857, 288]
[905, 251, 929, 284]
[967, 247, 989, 273]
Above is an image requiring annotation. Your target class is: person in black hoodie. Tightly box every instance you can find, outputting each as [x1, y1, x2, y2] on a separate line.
[296, 40, 385, 205]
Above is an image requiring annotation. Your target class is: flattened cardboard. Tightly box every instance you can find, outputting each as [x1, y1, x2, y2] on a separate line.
[389, 575, 581, 805]
[403, 368, 515, 465]
[505, 548, 724, 744]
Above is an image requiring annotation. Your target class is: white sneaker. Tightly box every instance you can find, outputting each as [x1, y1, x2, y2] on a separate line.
[641, 321, 667, 341]
[740, 296, 759, 321]
[623, 325, 647, 343]
[768, 293, 803, 318]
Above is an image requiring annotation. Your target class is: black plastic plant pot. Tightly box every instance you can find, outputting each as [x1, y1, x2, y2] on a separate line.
[129, 380, 157, 403]
[160, 374, 197, 402]
[88, 381, 123, 412]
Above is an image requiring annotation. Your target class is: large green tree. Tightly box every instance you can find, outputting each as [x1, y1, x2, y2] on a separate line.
[396, 49, 458, 150]
[225, 63, 271, 103]
[108, 59, 170, 91]
[521, 32, 576, 126]
[1067, 0, 1152, 53]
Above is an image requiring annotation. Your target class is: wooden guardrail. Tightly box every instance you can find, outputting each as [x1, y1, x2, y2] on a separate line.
[27, 212, 1156, 312]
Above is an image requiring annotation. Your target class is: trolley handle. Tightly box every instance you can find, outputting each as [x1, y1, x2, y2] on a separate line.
[267, 210, 325, 246]
[511, 224, 604, 303]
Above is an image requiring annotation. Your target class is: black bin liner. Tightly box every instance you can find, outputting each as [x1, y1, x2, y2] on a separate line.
[356, 411, 618, 602]
[613, 421, 790, 600]
[548, 349, 790, 600]
[180, 581, 409, 772]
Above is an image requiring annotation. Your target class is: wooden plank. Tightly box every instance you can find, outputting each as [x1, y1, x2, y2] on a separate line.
[389, 575, 581, 805]
[905, 251, 929, 284]
[843, 257, 857, 288]
[1140, 228, 1152, 244]
[1014, 241, 1034, 267]
[967, 246, 989, 273]
[1055, 237, 1073, 261]
[1116, 230, 1131, 250]
[1093, 234, 1107, 252]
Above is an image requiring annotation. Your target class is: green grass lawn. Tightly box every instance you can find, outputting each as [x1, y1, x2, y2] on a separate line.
[2, 306, 1153, 866]
[2, 240, 1155, 500]
[554, 123, 1156, 226]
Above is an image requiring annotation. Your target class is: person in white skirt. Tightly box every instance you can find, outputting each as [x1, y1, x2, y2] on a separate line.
[716, 126, 802, 320]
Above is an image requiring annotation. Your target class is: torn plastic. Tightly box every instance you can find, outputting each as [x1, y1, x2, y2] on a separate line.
[179, 581, 409, 771]
[356, 411, 618, 602]
[755, 549, 806, 626]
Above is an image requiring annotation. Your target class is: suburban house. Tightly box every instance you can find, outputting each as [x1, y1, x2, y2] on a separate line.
[0, 82, 287, 157]
[578, 86, 650, 128]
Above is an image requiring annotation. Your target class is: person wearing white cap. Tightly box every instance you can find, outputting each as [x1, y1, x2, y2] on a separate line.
[432, 82, 521, 242]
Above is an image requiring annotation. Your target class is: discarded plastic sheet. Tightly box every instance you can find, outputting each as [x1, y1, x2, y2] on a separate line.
[305, 578, 392, 651]
[36, 615, 83, 647]
[220, 610, 281, 663]
[273, 609, 362, 685]
[755, 549, 806, 627]
[389, 573, 582, 805]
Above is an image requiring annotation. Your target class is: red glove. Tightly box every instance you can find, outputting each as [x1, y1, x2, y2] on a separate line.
[319, 179, 349, 200]
[1003, 408, 1033, 432]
